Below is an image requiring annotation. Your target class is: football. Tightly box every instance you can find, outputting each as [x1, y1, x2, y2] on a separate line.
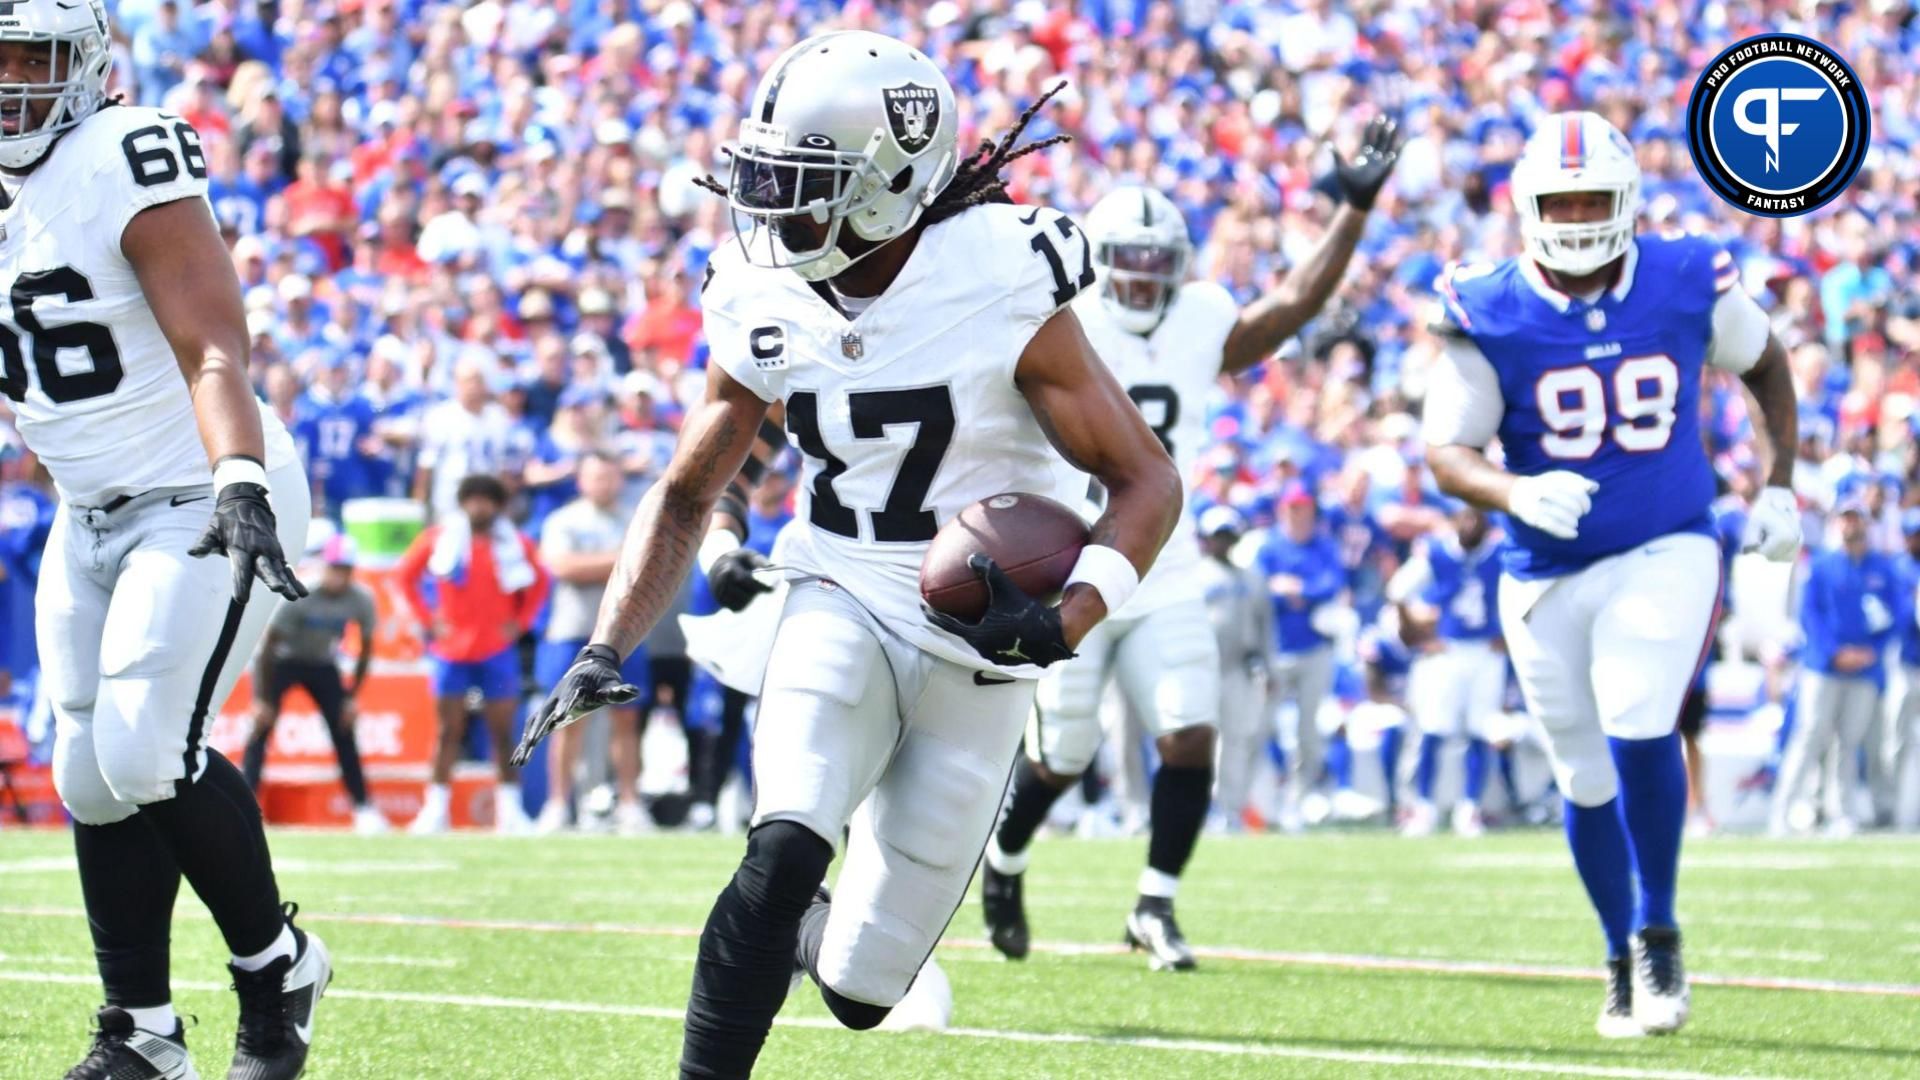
[919, 492, 1090, 621]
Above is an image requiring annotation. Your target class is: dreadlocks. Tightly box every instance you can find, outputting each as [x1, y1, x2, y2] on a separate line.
[691, 81, 1073, 224]
[919, 80, 1072, 227]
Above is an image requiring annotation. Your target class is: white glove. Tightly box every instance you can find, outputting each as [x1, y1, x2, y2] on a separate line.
[1742, 485, 1802, 562]
[1506, 472, 1600, 541]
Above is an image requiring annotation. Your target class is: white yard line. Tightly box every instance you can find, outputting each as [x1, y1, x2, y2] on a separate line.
[0, 969, 1798, 1080]
[336, 954, 461, 969]
[3, 904, 1915, 998]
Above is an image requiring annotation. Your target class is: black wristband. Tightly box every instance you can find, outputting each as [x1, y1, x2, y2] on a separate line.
[579, 643, 621, 667]
[715, 492, 748, 526]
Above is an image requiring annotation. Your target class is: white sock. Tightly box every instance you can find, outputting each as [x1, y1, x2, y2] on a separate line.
[232, 922, 297, 972]
[985, 837, 1029, 876]
[1137, 867, 1180, 900]
[421, 783, 450, 813]
[497, 782, 521, 803]
[124, 1003, 177, 1036]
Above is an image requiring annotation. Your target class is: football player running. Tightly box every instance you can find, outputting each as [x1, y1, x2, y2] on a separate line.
[1424, 112, 1800, 1037]
[509, 33, 1180, 1079]
[980, 114, 1403, 970]
[0, 5, 327, 1079]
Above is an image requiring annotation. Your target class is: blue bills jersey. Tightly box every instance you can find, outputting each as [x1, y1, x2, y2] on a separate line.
[1423, 536, 1505, 642]
[1436, 234, 1731, 579]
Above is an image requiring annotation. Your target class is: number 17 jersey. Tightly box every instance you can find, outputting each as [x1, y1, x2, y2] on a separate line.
[1432, 234, 1759, 580]
[0, 104, 296, 506]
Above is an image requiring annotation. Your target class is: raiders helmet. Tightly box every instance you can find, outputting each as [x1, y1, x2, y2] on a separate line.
[1084, 187, 1192, 334]
[1510, 111, 1641, 277]
[724, 31, 959, 281]
[0, 0, 111, 170]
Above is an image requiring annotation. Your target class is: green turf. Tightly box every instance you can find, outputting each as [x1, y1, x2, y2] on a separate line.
[2, 828, 1916, 1078]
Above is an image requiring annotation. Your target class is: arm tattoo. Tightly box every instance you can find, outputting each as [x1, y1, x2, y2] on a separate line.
[592, 413, 743, 657]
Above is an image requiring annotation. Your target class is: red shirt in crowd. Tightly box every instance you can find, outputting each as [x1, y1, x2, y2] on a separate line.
[396, 525, 551, 663]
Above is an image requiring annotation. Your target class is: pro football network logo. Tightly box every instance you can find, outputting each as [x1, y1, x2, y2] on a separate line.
[883, 83, 941, 156]
[1686, 33, 1869, 217]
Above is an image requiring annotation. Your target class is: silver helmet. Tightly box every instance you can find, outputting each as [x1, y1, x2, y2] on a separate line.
[724, 30, 959, 282]
[1084, 187, 1191, 334]
[0, 0, 111, 170]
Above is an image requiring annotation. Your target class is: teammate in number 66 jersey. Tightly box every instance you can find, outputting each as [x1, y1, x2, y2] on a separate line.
[982, 112, 1403, 973]
[1424, 111, 1802, 1039]
[0, 6, 327, 1080]
[508, 35, 1180, 1079]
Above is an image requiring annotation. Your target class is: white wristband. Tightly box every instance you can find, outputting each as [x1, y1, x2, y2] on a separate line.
[698, 529, 742, 576]
[212, 456, 269, 494]
[1065, 544, 1140, 614]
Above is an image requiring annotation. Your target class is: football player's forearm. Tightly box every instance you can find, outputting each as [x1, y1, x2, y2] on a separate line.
[1221, 206, 1366, 374]
[1741, 338, 1797, 488]
[1426, 445, 1516, 514]
[590, 481, 710, 659]
[189, 356, 269, 465]
[1060, 461, 1183, 646]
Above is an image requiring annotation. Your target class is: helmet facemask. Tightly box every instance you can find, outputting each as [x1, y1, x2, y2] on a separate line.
[725, 121, 895, 282]
[1098, 241, 1187, 333]
[0, 30, 111, 171]
[1517, 183, 1638, 278]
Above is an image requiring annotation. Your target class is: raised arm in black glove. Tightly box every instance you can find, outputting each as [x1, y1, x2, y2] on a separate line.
[510, 644, 640, 766]
[924, 554, 1077, 669]
[188, 464, 308, 604]
[1332, 112, 1404, 212]
[708, 546, 775, 611]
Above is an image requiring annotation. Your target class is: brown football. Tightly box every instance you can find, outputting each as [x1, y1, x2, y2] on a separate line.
[920, 492, 1090, 621]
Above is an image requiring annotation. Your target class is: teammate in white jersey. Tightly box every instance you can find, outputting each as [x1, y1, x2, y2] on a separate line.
[978, 115, 1403, 970]
[510, 34, 1180, 1078]
[0, 6, 329, 1080]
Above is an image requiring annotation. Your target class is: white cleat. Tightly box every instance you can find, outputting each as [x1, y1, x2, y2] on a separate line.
[495, 796, 534, 836]
[1596, 956, 1644, 1039]
[614, 801, 655, 836]
[352, 805, 391, 835]
[1399, 800, 1438, 837]
[406, 803, 449, 835]
[534, 799, 571, 835]
[1450, 802, 1487, 838]
[879, 958, 953, 1033]
[1630, 927, 1690, 1035]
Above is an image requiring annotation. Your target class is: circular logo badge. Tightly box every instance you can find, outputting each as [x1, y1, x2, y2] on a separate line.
[987, 495, 1020, 510]
[1687, 33, 1869, 217]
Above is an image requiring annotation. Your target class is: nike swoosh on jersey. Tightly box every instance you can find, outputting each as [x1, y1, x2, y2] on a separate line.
[1017, 208, 1042, 226]
[169, 494, 208, 507]
[973, 671, 1017, 686]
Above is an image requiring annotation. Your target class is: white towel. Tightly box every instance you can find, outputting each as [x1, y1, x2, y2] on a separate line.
[429, 516, 538, 592]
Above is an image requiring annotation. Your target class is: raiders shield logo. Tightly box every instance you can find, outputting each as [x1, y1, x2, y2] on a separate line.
[883, 83, 941, 156]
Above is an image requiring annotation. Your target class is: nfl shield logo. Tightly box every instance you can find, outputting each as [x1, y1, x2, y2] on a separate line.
[1585, 308, 1606, 333]
[841, 332, 864, 360]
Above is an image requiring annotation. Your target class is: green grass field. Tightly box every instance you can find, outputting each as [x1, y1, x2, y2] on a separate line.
[2, 827, 1916, 1078]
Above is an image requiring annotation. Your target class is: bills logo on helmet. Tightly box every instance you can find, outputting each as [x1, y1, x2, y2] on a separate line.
[1686, 32, 1869, 217]
[883, 83, 940, 154]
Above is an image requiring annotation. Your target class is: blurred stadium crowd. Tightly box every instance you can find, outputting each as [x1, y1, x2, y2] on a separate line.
[4, 0, 1920, 835]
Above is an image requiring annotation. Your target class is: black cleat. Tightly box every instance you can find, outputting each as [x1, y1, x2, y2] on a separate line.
[1630, 926, 1690, 1034]
[981, 861, 1030, 960]
[1596, 956, 1641, 1038]
[65, 1007, 199, 1079]
[227, 908, 331, 1080]
[1124, 896, 1196, 971]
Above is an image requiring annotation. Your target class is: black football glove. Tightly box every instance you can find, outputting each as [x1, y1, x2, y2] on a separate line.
[510, 644, 640, 767]
[709, 546, 774, 611]
[1332, 112, 1404, 212]
[924, 554, 1076, 669]
[187, 482, 308, 604]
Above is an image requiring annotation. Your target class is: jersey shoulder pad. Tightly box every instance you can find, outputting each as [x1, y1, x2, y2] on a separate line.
[59, 105, 211, 247]
[1170, 279, 1240, 338]
[966, 201, 1094, 323]
[1429, 260, 1508, 338]
[1640, 229, 1739, 299]
[699, 241, 797, 403]
[697, 240, 779, 327]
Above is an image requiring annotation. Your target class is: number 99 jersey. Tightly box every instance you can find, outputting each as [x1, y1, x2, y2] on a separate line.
[704, 201, 1094, 675]
[1063, 279, 1237, 614]
[0, 105, 297, 506]
[1427, 233, 1769, 580]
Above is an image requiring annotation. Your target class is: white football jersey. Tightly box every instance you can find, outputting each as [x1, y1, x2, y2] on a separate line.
[0, 105, 295, 506]
[706, 201, 1091, 676]
[1067, 280, 1238, 614]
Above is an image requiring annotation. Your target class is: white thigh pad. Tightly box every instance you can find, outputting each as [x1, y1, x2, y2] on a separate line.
[1112, 600, 1221, 737]
[1590, 534, 1721, 741]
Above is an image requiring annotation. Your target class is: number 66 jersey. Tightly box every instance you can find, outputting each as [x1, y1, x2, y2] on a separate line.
[703, 201, 1090, 675]
[1424, 233, 1771, 580]
[0, 105, 296, 506]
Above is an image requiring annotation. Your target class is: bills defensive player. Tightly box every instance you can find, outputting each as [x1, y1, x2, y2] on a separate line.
[0, 4, 327, 1079]
[510, 37, 1180, 1078]
[980, 117, 1401, 970]
[1388, 501, 1505, 837]
[1423, 112, 1800, 1036]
